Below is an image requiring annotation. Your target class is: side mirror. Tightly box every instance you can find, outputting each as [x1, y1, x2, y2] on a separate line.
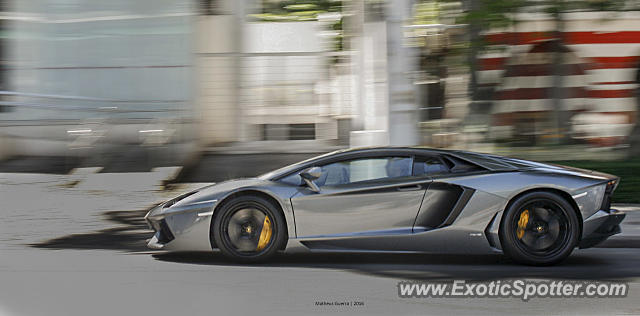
[299, 166, 322, 192]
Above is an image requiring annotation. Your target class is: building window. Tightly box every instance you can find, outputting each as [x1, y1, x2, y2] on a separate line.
[261, 124, 316, 140]
[289, 124, 315, 140]
[199, 0, 217, 15]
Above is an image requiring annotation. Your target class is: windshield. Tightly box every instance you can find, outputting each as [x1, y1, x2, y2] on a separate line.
[257, 150, 344, 180]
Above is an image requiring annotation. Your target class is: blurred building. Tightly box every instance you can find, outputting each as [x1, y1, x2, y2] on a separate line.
[194, 0, 422, 150]
[195, 0, 349, 147]
[195, 0, 451, 150]
[0, 0, 357, 163]
[4, 0, 637, 166]
[476, 11, 640, 146]
[0, 0, 196, 164]
[0, 0, 464, 164]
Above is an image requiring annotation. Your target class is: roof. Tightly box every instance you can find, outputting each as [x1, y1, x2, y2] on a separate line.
[316, 146, 533, 172]
[261, 146, 544, 180]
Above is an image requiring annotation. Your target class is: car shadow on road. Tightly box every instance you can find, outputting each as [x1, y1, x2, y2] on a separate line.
[151, 249, 637, 281]
[30, 208, 152, 252]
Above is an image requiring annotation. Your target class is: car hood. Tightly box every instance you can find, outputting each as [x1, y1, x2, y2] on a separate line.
[172, 178, 267, 207]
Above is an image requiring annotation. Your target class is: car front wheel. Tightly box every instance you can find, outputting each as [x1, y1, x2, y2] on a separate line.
[212, 195, 286, 263]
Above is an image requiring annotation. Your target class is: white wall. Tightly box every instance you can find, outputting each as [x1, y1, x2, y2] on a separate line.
[244, 22, 327, 53]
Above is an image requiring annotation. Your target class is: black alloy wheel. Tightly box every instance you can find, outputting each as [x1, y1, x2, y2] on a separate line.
[212, 195, 286, 262]
[500, 191, 580, 266]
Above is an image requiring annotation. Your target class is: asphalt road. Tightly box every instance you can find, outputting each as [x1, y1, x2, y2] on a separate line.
[1, 172, 640, 316]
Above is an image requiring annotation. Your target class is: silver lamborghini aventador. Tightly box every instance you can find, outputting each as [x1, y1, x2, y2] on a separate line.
[145, 147, 625, 265]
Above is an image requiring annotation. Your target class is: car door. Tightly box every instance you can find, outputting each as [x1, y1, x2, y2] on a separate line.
[290, 156, 431, 238]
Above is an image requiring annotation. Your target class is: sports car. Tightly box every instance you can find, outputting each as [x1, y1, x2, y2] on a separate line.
[145, 147, 625, 265]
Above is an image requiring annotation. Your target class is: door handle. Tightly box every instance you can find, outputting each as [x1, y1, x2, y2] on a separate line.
[397, 184, 422, 192]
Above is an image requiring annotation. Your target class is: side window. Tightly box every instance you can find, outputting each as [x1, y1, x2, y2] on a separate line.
[317, 157, 412, 186]
[412, 156, 449, 177]
[445, 156, 484, 173]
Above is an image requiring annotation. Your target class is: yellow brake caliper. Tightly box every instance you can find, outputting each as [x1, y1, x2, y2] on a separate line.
[516, 209, 529, 239]
[256, 215, 272, 251]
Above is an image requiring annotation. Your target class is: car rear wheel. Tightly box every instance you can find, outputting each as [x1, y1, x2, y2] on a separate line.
[500, 191, 580, 266]
[212, 195, 286, 263]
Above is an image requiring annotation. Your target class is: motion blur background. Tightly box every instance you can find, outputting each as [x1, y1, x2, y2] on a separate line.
[1, 0, 640, 200]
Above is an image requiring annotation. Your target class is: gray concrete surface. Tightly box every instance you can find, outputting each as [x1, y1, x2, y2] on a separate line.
[1, 171, 639, 316]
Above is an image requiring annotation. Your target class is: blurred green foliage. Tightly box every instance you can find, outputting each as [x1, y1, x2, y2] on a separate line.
[462, 0, 630, 32]
[248, 0, 344, 52]
[249, 0, 342, 22]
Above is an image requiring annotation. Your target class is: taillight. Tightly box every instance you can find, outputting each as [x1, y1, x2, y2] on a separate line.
[601, 179, 618, 212]
[605, 180, 617, 193]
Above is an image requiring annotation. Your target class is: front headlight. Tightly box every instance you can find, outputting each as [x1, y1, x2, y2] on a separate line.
[163, 190, 200, 208]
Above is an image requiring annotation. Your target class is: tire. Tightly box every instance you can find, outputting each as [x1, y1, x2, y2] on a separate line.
[499, 191, 580, 266]
[212, 195, 286, 263]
